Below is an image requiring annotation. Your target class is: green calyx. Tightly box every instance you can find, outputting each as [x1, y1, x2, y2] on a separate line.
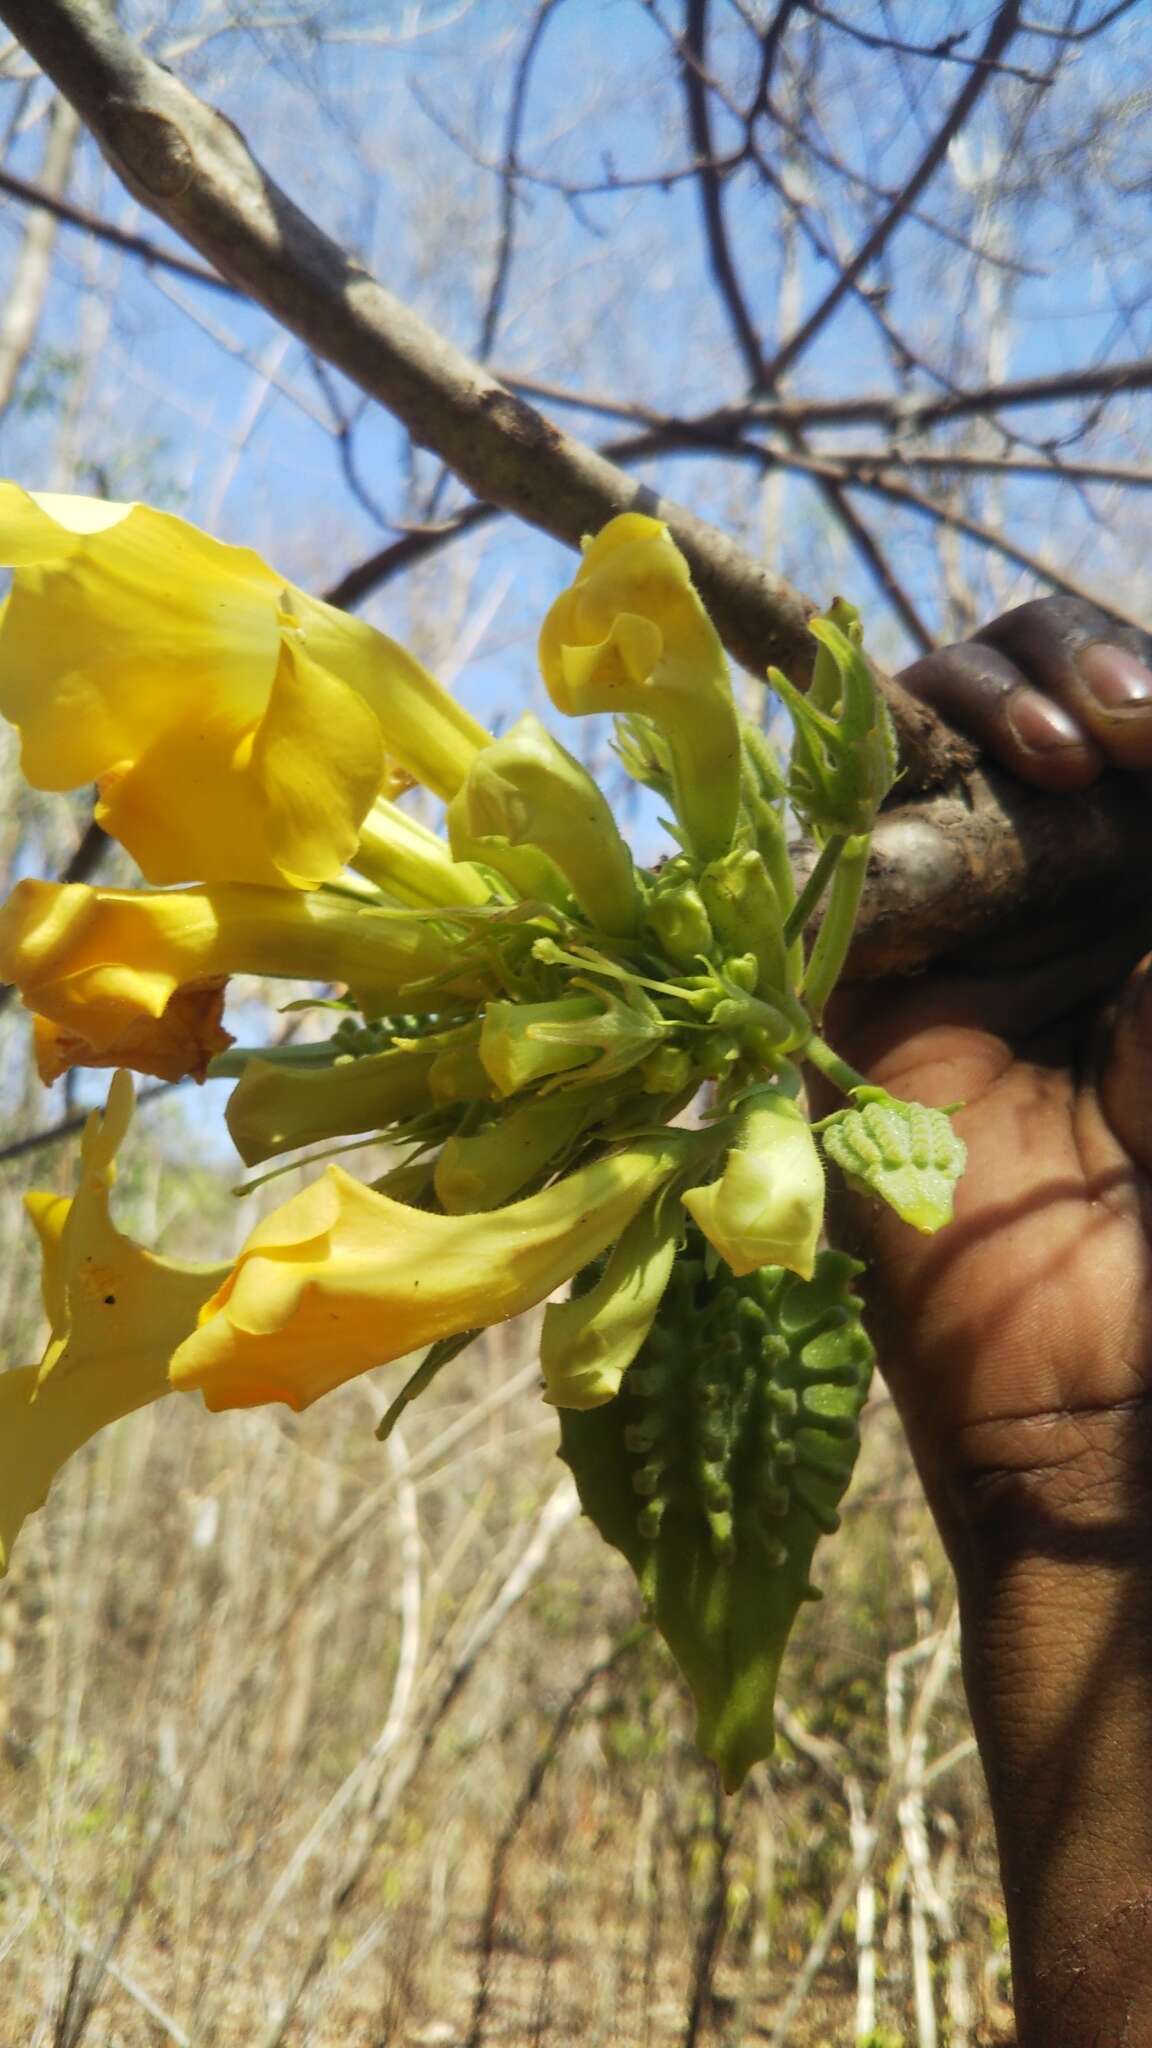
[558, 1235, 874, 1790]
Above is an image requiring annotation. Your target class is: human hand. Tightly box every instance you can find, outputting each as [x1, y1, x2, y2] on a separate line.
[831, 598, 1152, 2046]
[836, 598, 1152, 1550]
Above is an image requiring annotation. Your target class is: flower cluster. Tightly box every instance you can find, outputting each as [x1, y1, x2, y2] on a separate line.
[0, 489, 965, 1782]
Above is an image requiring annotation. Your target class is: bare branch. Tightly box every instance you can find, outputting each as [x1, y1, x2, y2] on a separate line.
[476, 0, 561, 359]
[764, 1, 1024, 384]
[0, 97, 80, 408]
[0, 160, 240, 294]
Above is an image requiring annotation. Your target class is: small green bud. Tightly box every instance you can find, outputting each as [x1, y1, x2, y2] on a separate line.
[638, 1045, 695, 1095]
[645, 874, 714, 967]
[698, 849, 788, 998]
[769, 604, 897, 839]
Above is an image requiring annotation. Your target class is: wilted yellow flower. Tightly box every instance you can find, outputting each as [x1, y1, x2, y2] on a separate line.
[0, 1073, 230, 1572]
[0, 484, 489, 886]
[170, 1131, 698, 1413]
[0, 878, 478, 1079]
[538, 513, 741, 860]
[31, 982, 233, 1085]
[682, 1090, 824, 1279]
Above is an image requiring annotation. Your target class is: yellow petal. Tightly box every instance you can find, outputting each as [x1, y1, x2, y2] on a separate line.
[0, 1075, 230, 1572]
[0, 485, 489, 885]
[538, 514, 740, 861]
[95, 626, 386, 890]
[33, 981, 233, 1085]
[170, 1132, 695, 1413]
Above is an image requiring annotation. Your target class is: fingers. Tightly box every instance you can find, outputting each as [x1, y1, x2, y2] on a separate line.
[897, 597, 1152, 791]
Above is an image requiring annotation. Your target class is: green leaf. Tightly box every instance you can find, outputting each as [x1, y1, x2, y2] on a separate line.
[558, 1237, 874, 1789]
[820, 1089, 966, 1233]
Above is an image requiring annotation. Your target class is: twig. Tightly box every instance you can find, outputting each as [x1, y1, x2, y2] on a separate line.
[764, 1, 1024, 384]
[0, 1817, 190, 2046]
[476, 0, 561, 359]
[0, 160, 239, 293]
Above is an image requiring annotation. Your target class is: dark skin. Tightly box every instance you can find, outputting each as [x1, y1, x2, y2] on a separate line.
[845, 601, 1152, 2048]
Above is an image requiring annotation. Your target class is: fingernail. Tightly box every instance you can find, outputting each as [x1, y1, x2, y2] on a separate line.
[1005, 689, 1085, 753]
[1080, 643, 1152, 710]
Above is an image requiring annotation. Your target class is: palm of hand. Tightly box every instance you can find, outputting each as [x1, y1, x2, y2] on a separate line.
[839, 597, 1152, 1548]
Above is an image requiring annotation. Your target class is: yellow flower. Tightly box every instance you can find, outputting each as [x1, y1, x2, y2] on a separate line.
[0, 879, 480, 1080]
[0, 484, 489, 887]
[0, 1073, 230, 1572]
[169, 1131, 697, 1413]
[537, 513, 741, 860]
[682, 1090, 825, 1279]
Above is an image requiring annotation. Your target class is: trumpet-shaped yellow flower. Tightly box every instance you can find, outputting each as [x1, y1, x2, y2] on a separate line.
[0, 1073, 230, 1572]
[0, 484, 489, 886]
[0, 879, 479, 1076]
[170, 1131, 698, 1414]
[682, 1091, 825, 1279]
[538, 513, 741, 861]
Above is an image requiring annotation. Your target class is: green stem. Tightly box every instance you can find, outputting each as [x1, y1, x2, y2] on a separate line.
[801, 1032, 870, 1098]
[782, 834, 847, 949]
[801, 833, 870, 1021]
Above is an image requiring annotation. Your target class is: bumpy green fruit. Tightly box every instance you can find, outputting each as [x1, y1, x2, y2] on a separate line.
[558, 1232, 874, 1789]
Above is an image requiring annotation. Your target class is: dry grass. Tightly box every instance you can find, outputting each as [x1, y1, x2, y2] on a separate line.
[0, 1131, 1014, 2048]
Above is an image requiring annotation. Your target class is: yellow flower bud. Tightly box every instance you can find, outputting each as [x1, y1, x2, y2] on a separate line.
[225, 1042, 441, 1166]
[452, 713, 639, 934]
[540, 1197, 679, 1408]
[0, 878, 479, 1079]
